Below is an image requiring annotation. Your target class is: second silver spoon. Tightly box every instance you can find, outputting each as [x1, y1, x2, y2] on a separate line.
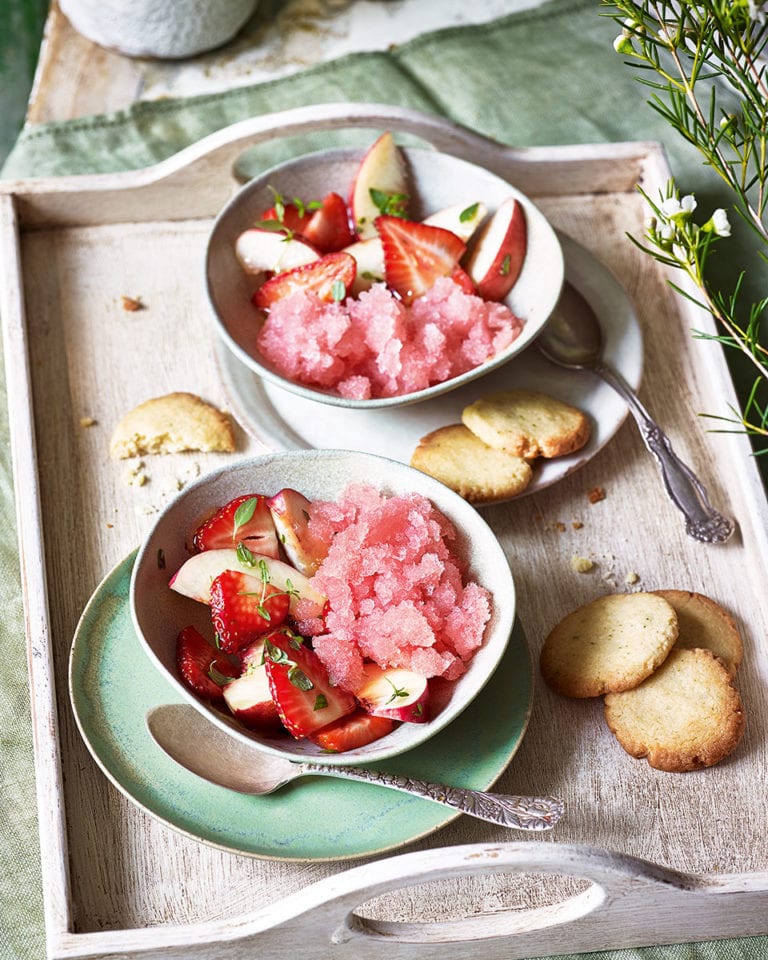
[146, 703, 564, 831]
[538, 282, 735, 544]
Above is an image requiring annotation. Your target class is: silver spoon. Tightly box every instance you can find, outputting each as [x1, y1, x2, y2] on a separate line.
[146, 703, 564, 831]
[538, 282, 735, 544]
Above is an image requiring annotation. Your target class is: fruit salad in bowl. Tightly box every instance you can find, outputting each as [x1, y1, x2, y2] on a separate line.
[130, 451, 517, 764]
[206, 132, 564, 409]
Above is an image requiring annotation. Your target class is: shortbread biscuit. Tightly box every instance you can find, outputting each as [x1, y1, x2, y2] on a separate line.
[462, 389, 590, 459]
[653, 589, 743, 677]
[110, 392, 236, 459]
[604, 647, 745, 771]
[540, 592, 678, 698]
[410, 424, 532, 503]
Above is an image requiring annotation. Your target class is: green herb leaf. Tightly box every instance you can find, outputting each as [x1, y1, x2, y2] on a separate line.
[369, 188, 409, 218]
[330, 279, 346, 302]
[258, 558, 270, 584]
[288, 666, 313, 691]
[252, 219, 289, 233]
[500, 254, 511, 276]
[459, 202, 480, 223]
[313, 693, 328, 711]
[233, 497, 258, 535]
[208, 661, 235, 687]
[236, 542, 256, 566]
[256, 604, 272, 621]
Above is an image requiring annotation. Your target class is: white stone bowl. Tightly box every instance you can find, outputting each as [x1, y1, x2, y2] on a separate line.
[206, 145, 564, 410]
[130, 450, 516, 765]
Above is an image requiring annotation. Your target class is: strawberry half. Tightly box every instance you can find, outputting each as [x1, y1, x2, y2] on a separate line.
[192, 494, 279, 558]
[253, 251, 356, 310]
[301, 192, 355, 253]
[210, 569, 290, 653]
[263, 630, 356, 739]
[176, 625, 237, 701]
[376, 215, 466, 305]
[311, 711, 395, 752]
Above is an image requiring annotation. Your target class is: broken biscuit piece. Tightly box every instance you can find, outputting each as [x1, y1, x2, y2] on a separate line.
[110, 392, 236, 459]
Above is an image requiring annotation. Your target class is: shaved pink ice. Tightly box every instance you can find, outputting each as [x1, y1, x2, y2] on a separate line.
[294, 484, 492, 692]
[256, 278, 524, 399]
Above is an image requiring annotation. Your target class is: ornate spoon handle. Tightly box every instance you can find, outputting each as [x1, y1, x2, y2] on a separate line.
[593, 360, 735, 544]
[301, 763, 564, 831]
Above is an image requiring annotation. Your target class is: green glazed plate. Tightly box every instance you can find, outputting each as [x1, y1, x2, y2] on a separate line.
[69, 551, 533, 861]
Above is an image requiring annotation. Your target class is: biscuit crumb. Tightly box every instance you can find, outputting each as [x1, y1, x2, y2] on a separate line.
[570, 556, 594, 573]
[127, 462, 148, 487]
[588, 486, 606, 504]
[554, 521, 566, 533]
[121, 295, 144, 312]
[80, 416, 97, 428]
[625, 571, 640, 585]
[572, 520, 584, 530]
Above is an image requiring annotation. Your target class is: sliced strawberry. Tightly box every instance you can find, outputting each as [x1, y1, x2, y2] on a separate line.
[210, 569, 290, 653]
[376, 215, 466, 305]
[176, 625, 237, 702]
[449, 265, 478, 296]
[253, 251, 356, 310]
[263, 630, 356, 739]
[301, 192, 356, 253]
[311, 711, 395, 752]
[192, 494, 279, 558]
[258, 202, 314, 235]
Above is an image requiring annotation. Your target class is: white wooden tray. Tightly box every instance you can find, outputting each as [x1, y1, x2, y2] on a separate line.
[2, 103, 768, 960]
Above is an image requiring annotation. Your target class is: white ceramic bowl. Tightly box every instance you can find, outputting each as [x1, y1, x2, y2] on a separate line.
[206, 145, 564, 409]
[130, 450, 516, 765]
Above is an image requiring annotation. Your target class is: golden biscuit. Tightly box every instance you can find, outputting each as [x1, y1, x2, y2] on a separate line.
[410, 424, 532, 504]
[604, 647, 745, 771]
[540, 592, 678, 698]
[653, 589, 743, 677]
[110, 392, 236, 459]
[462, 388, 590, 459]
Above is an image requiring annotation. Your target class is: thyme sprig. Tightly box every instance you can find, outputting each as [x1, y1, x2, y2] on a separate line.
[604, 0, 768, 449]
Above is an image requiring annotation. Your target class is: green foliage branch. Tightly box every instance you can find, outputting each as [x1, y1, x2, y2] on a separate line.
[604, 0, 768, 450]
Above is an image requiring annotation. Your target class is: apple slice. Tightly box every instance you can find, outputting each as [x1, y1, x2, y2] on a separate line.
[341, 237, 385, 295]
[169, 548, 327, 618]
[424, 201, 488, 242]
[223, 665, 283, 734]
[356, 664, 430, 723]
[349, 131, 409, 240]
[464, 197, 527, 301]
[235, 228, 319, 276]
[267, 489, 329, 577]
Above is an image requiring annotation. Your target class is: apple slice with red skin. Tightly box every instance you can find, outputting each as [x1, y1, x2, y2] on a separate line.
[267, 489, 329, 577]
[235, 228, 319, 276]
[169, 548, 327, 619]
[423, 201, 488, 243]
[223, 663, 283, 734]
[349, 131, 409, 240]
[464, 197, 527, 301]
[356, 664, 430, 723]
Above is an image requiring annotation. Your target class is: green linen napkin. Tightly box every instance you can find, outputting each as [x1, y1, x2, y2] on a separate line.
[1, 3, 766, 960]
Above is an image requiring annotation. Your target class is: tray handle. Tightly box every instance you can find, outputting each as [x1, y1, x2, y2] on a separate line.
[139, 102, 516, 191]
[314, 841, 696, 950]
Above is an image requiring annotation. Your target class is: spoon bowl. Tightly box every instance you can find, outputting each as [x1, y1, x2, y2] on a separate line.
[146, 703, 564, 831]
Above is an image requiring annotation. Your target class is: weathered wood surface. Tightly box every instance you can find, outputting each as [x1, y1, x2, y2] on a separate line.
[2, 109, 767, 959]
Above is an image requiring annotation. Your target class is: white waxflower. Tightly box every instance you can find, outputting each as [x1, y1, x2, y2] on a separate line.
[661, 194, 696, 220]
[749, 1, 768, 24]
[613, 34, 634, 54]
[659, 222, 675, 241]
[672, 242, 690, 263]
[711, 208, 731, 237]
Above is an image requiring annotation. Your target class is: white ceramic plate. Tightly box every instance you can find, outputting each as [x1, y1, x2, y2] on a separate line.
[215, 235, 642, 499]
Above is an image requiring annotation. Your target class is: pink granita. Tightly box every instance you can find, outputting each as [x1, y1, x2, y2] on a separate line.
[301, 484, 492, 692]
[255, 277, 524, 399]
